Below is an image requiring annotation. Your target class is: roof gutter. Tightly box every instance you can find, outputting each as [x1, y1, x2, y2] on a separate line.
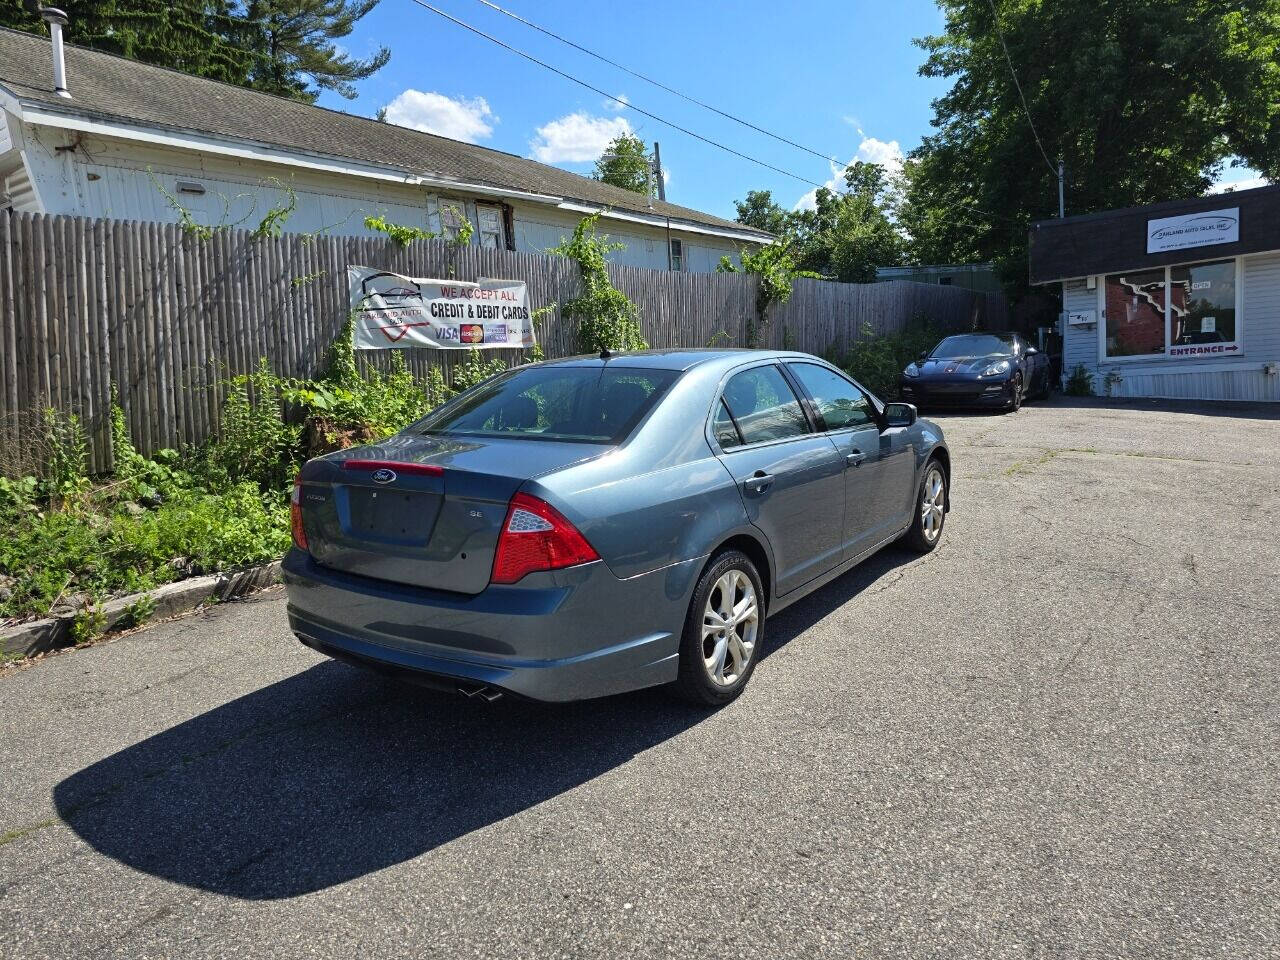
[555, 201, 772, 245]
[14, 98, 771, 245]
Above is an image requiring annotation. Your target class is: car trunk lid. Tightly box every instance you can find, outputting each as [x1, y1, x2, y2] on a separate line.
[297, 434, 606, 594]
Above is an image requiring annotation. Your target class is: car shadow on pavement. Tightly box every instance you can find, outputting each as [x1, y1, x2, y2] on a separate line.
[52, 547, 919, 901]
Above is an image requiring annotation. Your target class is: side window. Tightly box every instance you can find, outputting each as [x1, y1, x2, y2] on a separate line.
[787, 362, 875, 431]
[711, 400, 742, 449]
[720, 365, 810, 445]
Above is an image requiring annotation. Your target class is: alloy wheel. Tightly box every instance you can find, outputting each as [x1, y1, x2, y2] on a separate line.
[702, 569, 759, 687]
[921, 466, 946, 543]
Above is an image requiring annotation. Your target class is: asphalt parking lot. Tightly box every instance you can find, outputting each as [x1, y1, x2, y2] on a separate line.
[1, 397, 1277, 959]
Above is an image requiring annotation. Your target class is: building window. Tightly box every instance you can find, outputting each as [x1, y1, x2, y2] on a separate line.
[669, 238, 684, 272]
[1103, 268, 1166, 358]
[475, 203, 502, 249]
[1169, 260, 1237, 355]
[1101, 258, 1240, 361]
[439, 200, 470, 243]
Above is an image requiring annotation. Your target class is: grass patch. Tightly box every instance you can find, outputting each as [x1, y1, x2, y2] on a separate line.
[0, 816, 59, 848]
[1005, 449, 1062, 476]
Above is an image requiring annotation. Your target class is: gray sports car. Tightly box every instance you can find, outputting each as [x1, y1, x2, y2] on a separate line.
[283, 350, 951, 705]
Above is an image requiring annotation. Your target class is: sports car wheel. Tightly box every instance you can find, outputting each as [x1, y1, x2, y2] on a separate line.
[1007, 374, 1024, 412]
[673, 550, 764, 706]
[904, 459, 947, 553]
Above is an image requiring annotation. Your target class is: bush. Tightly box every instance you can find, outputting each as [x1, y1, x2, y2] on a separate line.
[1064, 363, 1094, 396]
[836, 322, 944, 400]
[0, 313, 552, 625]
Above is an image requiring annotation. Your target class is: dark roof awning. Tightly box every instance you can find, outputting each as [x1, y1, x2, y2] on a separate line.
[1028, 184, 1280, 285]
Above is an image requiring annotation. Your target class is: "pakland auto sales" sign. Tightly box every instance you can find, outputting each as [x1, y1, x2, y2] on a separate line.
[1146, 207, 1239, 254]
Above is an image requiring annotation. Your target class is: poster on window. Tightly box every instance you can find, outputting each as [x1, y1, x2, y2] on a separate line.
[348, 266, 534, 350]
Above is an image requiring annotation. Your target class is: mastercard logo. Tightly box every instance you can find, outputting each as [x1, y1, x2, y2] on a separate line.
[460, 324, 484, 344]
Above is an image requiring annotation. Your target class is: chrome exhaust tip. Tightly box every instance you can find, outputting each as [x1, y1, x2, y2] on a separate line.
[457, 682, 503, 702]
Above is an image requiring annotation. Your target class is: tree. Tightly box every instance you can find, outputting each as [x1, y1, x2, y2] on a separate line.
[903, 0, 1280, 294]
[733, 189, 793, 237]
[593, 134, 653, 195]
[790, 161, 903, 283]
[1, 1, 258, 86]
[0, 0, 389, 102]
[730, 164, 903, 283]
[242, 0, 389, 101]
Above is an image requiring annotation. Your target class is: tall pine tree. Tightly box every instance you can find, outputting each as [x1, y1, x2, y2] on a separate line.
[0, 0, 388, 101]
[242, 0, 389, 102]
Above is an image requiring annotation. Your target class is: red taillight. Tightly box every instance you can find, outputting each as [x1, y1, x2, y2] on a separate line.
[491, 492, 599, 584]
[290, 474, 308, 551]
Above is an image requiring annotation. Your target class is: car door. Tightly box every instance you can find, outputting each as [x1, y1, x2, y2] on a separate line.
[711, 362, 845, 596]
[784, 361, 916, 557]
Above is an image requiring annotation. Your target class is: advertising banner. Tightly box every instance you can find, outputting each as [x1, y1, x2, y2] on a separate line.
[348, 266, 534, 350]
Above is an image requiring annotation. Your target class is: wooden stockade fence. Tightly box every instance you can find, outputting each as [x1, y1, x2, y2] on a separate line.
[0, 212, 1006, 473]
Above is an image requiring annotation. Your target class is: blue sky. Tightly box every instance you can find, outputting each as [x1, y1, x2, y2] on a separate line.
[315, 0, 952, 219]
[317, 0, 1267, 220]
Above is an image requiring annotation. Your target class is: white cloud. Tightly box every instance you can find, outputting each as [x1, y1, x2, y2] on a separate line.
[530, 112, 632, 164]
[382, 90, 496, 143]
[604, 93, 630, 112]
[793, 136, 905, 211]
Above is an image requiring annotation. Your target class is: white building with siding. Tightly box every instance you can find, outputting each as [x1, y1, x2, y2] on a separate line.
[1029, 186, 1280, 402]
[0, 27, 770, 273]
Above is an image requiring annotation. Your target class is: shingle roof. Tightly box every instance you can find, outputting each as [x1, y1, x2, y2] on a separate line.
[0, 27, 771, 240]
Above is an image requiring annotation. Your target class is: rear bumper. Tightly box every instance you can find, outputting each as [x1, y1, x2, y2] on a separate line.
[282, 548, 702, 702]
[899, 379, 1012, 408]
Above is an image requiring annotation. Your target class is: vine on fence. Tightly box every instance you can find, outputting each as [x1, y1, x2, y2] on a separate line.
[363, 214, 436, 247]
[552, 212, 647, 353]
[718, 242, 818, 348]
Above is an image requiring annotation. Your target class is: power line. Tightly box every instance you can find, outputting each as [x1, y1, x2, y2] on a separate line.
[403, 0, 826, 189]
[984, 0, 1057, 176]
[469, 0, 839, 165]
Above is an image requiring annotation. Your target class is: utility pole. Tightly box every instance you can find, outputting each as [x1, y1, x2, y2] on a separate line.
[652, 141, 666, 203]
[1057, 158, 1065, 218]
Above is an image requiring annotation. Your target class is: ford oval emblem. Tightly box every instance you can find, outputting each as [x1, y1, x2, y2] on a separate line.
[371, 468, 396, 484]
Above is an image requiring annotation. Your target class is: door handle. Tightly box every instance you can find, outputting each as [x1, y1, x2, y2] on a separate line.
[744, 471, 773, 494]
[846, 449, 867, 467]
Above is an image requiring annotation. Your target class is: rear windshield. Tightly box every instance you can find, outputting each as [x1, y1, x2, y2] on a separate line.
[930, 334, 1015, 359]
[414, 366, 679, 444]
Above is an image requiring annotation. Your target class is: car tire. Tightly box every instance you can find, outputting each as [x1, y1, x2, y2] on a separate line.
[673, 550, 765, 707]
[903, 458, 947, 553]
[1006, 374, 1024, 412]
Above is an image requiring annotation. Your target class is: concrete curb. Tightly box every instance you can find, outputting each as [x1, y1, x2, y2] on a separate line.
[0, 561, 282, 659]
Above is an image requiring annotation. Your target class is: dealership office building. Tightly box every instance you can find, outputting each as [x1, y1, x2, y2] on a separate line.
[1029, 185, 1280, 402]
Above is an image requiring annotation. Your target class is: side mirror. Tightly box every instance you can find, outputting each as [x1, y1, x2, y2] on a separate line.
[884, 401, 917, 428]
[917, 351, 928, 362]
